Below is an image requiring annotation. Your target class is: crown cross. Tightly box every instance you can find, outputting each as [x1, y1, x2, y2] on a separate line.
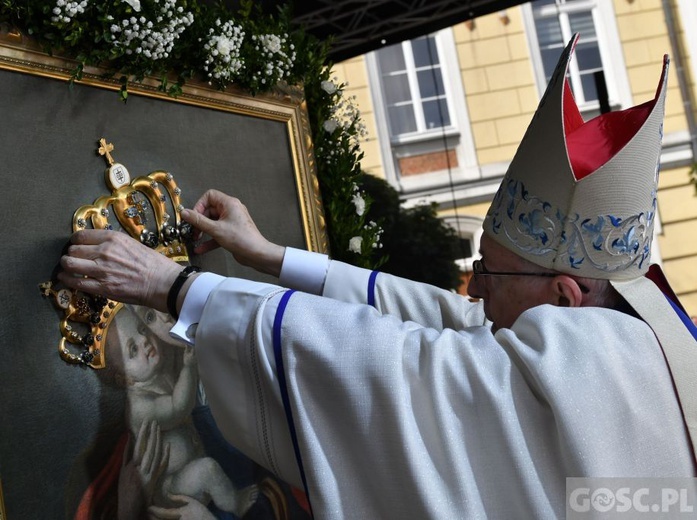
[98, 138, 115, 166]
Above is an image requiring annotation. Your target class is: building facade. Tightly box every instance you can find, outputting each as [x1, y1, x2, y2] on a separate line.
[333, 0, 697, 315]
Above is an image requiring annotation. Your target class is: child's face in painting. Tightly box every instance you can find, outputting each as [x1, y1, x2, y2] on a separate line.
[133, 306, 181, 347]
[111, 307, 162, 384]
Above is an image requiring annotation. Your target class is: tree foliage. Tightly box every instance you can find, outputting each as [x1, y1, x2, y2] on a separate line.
[359, 173, 463, 291]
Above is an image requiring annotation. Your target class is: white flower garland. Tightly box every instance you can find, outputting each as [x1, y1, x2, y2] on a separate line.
[250, 32, 295, 86]
[321, 79, 367, 142]
[203, 19, 245, 84]
[108, 0, 193, 60]
[51, 0, 89, 23]
[365, 220, 384, 249]
[39, 0, 379, 265]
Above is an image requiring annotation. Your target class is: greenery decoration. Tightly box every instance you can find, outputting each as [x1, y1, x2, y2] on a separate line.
[359, 174, 463, 291]
[0, 0, 385, 268]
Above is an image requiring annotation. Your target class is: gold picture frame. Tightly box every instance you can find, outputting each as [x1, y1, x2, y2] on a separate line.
[0, 479, 6, 520]
[0, 30, 326, 519]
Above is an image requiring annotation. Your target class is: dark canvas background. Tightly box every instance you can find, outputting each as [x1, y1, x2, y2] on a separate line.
[0, 68, 308, 519]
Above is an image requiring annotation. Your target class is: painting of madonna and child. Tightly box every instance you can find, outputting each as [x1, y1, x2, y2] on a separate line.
[68, 302, 311, 520]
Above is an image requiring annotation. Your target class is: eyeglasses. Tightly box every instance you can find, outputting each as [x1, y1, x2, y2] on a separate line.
[472, 259, 590, 293]
[472, 259, 557, 279]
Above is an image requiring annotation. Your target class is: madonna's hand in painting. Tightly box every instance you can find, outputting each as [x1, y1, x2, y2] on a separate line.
[148, 493, 217, 520]
[119, 420, 170, 520]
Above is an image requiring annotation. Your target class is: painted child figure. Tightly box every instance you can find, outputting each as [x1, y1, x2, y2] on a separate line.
[108, 304, 259, 516]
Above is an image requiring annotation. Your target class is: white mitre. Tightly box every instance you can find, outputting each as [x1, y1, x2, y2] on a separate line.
[483, 34, 667, 280]
[483, 34, 697, 456]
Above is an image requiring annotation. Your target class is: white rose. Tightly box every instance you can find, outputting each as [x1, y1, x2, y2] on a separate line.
[352, 193, 365, 216]
[321, 80, 337, 94]
[264, 34, 282, 53]
[348, 236, 363, 254]
[216, 37, 231, 56]
[123, 0, 141, 10]
[323, 119, 339, 133]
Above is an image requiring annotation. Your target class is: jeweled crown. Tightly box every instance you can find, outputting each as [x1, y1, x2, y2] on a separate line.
[40, 139, 193, 368]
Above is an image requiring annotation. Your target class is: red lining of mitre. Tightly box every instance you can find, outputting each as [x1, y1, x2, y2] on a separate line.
[563, 80, 654, 181]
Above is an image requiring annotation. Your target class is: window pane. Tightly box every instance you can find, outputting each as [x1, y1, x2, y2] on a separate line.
[541, 47, 563, 80]
[569, 12, 597, 38]
[458, 237, 473, 259]
[417, 68, 445, 98]
[532, 1, 606, 103]
[574, 43, 602, 72]
[377, 43, 406, 74]
[533, 7, 564, 82]
[532, 0, 558, 8]
[422, 98, 450, 129]
[412, 36, 439, 68]
[580, 72, 599, 103]
[383, 72, 412, 104]
[388, 104, 417, 135]
[534, 15, 563, 47]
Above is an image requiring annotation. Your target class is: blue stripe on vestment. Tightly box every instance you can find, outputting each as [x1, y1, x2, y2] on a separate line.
[368, 270, 379, 307]
[665, 295, 697, 341]
[273, 289, 314, 517]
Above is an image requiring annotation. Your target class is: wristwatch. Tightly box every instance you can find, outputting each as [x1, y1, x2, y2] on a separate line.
[167, 265, 202, 320]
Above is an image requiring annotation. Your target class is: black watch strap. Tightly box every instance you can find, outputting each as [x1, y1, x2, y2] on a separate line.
[167, 265, 202, 320]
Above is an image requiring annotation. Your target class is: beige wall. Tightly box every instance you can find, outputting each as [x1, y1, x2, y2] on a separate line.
[614, 0, 685, 133]
[657, 166, 697, 316]
[454, 9, 534, 165]
[439, 202, 490, 220]
[614, 0, 697, 316]
[674, 0, 697, 124]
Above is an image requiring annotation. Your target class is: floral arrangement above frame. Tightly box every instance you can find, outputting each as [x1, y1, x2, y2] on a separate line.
[0, 0, 385, 268]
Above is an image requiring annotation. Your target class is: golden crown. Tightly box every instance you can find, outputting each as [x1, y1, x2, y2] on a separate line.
[39, 139, 193, 369]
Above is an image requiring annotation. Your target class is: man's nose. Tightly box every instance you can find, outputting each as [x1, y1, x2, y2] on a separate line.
[466, 273, 483, 299]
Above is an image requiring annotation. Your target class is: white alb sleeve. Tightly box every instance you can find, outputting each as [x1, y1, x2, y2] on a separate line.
[170, 272, 225, 345]
[278, 247, 329, 294]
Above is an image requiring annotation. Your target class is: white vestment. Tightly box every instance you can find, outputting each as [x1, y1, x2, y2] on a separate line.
[178, 256, 695, 519]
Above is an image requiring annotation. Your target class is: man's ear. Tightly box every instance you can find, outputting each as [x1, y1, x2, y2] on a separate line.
[551, 275, 584, 308]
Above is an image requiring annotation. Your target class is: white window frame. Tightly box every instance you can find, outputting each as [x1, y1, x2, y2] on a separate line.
[677, 0, 697, 100]
[366, 29, 477, 191]
[377, 36, 454, 139]
[522, 0, 632, 114]
[443, 215, 484, 272]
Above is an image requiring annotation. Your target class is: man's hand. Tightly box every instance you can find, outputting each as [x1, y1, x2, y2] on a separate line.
[58, 230, 181, 312]
[182, 189, 285, 277]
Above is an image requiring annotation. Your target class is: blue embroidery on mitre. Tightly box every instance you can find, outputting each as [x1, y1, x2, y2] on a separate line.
[486, 179, 655, 273]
